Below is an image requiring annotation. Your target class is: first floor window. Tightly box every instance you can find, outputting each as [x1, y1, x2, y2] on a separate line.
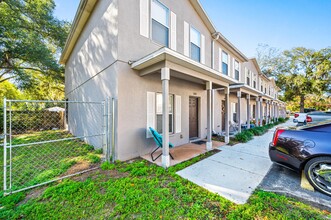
[222, 51, 228, 75]
[156, 93, 174, 133]
[232, 102, 238, 123]
[151, 0, 169, 47]
[190, 27, 201, 62]
[252, 105, 256, 119]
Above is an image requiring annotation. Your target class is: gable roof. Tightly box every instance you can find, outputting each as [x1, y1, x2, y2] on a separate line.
[60, 0, 248, 64]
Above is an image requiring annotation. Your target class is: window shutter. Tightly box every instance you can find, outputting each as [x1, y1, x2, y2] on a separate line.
[140, 0, 149, 38]
[200, 34, 205, 64]
[170, 11, 177, 50]
[146, 92, 156, 138]
[175, 95, 181, 133]
[184, 21, 190, 56]
[219, 48, 222, 72]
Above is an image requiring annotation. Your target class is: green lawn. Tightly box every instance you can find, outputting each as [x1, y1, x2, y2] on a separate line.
[0, 130, 102, 193]
[0, 152, 330, 219]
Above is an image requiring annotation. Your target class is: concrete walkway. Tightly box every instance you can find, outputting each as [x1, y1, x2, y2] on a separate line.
[177, 120, 294, 204]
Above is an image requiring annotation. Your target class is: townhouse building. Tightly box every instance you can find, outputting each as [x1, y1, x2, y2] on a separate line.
[60, 0, 286, 167]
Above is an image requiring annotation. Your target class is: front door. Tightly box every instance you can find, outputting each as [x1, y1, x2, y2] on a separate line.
[189, 97, 199, 139]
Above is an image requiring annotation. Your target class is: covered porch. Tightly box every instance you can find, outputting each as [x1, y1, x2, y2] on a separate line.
[131, 48, 235, 168]
[141, 140, 225, 167]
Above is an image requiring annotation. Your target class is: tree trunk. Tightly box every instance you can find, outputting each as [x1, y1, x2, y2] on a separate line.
[300, 95, 305, 113]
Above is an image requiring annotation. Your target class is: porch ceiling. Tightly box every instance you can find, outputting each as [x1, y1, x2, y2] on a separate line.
[131, 47, 235, 88]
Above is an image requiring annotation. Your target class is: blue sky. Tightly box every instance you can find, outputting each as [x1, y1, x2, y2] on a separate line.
[54, 0, 331, 57]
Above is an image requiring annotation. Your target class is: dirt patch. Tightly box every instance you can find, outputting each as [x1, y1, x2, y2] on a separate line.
[18, 186, 47, 206]
[63, 160, 92, 175]
[71, 167, 129, 182]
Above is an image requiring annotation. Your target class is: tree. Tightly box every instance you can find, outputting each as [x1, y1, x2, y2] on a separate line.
[257, 46, 331, 113]
[0, 0, 70, 89]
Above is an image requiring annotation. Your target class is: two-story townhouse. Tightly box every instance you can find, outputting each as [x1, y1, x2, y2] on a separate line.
[60, 0, 285, 167]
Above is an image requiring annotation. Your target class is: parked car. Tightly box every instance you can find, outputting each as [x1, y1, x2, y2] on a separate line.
[269, 121, 331, 196]
[308, 111, 331, 123]
[293, 113, 311, 125]
[293, 108, 315, 124]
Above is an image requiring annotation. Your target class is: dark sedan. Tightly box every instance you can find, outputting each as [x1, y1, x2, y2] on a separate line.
[269, 121, 331, 196]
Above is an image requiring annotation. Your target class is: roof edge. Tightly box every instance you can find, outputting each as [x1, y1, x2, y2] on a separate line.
[59, 0, 98, 64]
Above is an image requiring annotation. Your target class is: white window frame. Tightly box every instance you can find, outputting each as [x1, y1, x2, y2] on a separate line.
[150, 0, 170, 47]
[189, 26, 201, 62]
[156, 93, 174, 134]
[234, 60, 240, 80]
[222, 51, 229, 75]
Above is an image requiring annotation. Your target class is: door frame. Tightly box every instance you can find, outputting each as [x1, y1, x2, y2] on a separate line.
[189, 96, 200, 139]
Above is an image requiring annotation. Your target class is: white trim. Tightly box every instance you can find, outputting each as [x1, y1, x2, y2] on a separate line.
[140, 0, 150, 38]
[170, 11, 177, 50]
[184, 21, 190, 56]
[175, 95, 181, 133]
[200, 34, 205, 64]
[146, 91, 156, 138]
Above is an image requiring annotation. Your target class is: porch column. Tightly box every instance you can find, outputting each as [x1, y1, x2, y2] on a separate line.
[211, 90, 215, 133]
[271, 101, 274, 121]
[161, 67, 170, 168]
[266, 101, 269, 124]
[246, 94, 251, 129]
[224, 87, 230, 143]
[255, 97, 260, 127]
[260, 98, 263, 126]
[237, 91, 242, 133]
[206, 81, 212, 151]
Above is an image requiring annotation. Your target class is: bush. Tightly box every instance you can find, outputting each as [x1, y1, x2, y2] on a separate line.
[278, 117, 285, 123]
[234, 130, 253, 143]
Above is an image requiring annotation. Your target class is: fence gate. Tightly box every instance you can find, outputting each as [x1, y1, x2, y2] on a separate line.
[1, 98, 115, 195]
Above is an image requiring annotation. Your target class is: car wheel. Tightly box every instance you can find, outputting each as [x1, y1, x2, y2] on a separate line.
[304, 157, 331, 196]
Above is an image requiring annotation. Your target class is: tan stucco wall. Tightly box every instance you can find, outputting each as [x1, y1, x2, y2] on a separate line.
[117, 62, 209, 160]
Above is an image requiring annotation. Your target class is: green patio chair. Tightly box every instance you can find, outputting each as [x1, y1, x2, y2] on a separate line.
[149, 127, 174, 161]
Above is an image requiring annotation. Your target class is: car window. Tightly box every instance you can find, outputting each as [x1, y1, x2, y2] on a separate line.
[308, 111, 326, 115]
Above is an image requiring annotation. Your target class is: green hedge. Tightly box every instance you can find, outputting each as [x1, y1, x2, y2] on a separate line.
[234, 117, 288, 143]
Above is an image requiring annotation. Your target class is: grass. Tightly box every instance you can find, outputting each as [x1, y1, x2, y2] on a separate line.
[0, 118, 329, 219]
[0, 130, 102, 193]
[0, 155, 329, 219]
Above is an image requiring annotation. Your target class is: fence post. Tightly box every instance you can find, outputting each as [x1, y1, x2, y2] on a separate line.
[111, 98, 117, 163]
[3, 98, 7, 192]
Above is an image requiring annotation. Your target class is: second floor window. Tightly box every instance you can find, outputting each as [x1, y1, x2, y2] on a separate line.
[222, 51, 228, 75]
[234, 60, 239, 80]
[151, 0, 169, 47]
[253, 80, 256, 89]
[246, 70, 250, 86]
[190, 27, 201, 62]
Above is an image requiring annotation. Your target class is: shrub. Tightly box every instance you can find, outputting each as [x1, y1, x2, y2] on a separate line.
[278, 117, 285, 123]
[234, 130, 253, 143]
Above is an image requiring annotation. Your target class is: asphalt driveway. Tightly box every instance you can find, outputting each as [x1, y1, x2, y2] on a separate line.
[259, 163, 331, 211]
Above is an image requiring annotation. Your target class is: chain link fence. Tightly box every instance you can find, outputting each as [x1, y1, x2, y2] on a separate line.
[1, 99, 115, 195]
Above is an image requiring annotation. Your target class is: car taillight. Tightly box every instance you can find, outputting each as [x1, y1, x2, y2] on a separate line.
[273, 129, 285, 146]
[294, 113, 299, 118]
[306, 115, 312, 123]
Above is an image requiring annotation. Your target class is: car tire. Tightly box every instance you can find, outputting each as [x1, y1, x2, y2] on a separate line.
[304, 156, 331, 196]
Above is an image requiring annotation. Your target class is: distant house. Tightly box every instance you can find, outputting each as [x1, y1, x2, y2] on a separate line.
[60, 0, 286, 167]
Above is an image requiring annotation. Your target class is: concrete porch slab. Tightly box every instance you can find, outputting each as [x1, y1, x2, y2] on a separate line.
[141, 140, 225, 167]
